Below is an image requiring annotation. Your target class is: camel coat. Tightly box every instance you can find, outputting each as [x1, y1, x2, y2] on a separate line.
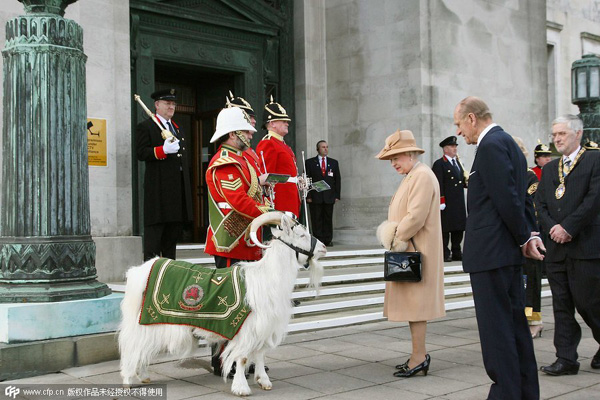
[383, 162, 446, 322]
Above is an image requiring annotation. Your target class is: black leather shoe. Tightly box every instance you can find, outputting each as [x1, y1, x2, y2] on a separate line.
[592, 349, 600, 369]
[451, 254, 462, 261]
[540, 360, 579, 376]
[395, 358, 410, 370]
[247, 363, 269, 374]
[393, 354, 430, 377]
[444, 256, 452, 262]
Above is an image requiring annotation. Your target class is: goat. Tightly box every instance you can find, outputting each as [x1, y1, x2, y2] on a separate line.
[119, 211, 326, 396]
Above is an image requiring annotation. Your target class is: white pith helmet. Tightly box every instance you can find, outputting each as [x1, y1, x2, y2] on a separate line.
[210, 107, 256, 143]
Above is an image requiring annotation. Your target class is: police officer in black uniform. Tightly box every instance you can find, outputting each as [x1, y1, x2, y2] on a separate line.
[432, 136, 467, 262]
[136, 89, 192, 260]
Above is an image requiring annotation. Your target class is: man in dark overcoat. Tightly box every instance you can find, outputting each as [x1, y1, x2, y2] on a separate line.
[305, 140, 341, 246]
[432, 136, 467, 261]
[454, 96, 544, 400]
[136, 89, 192, 260]
[536, 114, 600, 375]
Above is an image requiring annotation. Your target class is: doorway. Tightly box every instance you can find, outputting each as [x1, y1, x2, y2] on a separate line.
[155, 62, 237, 243]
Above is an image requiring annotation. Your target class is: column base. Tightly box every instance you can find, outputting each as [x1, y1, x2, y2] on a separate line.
[0, 279, 111, 303]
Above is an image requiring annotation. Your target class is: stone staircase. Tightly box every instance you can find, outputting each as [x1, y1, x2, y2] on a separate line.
[109, 244, 551, 333]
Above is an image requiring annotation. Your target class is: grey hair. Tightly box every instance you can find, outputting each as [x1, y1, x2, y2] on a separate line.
[552, 114, 583, 133]
[407, 151, 422, 159]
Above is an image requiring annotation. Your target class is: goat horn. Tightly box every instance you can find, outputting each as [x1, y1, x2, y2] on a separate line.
[249, 211, 284, 249]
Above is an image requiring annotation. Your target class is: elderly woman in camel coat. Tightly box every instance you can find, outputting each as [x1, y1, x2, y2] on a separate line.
[376, 129, 446, 378]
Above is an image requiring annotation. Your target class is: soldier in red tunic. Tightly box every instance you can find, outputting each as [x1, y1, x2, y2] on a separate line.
[256, 97, 301, 218]
[532, 141, 552, 180]
[204, 107, 271, 269]
[225, 92, 265, 177]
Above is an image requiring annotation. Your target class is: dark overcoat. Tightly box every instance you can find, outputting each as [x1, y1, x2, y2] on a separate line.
[431, 156, 466, 232]
[535, 150, 600, 263]
[136, 118, 192, 226]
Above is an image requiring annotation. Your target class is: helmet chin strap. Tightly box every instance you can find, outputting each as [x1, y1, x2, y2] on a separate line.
[235, 131, 251, 148]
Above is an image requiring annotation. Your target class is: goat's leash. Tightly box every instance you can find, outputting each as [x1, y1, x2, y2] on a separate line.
[275, 235, 318, 268]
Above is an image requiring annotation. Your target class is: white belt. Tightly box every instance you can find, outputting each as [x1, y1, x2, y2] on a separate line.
[287, 177, 298, 183]
[217, 202, 232, 209]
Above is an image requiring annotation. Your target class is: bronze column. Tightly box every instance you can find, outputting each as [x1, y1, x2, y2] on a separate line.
[0, 0, 110, 302]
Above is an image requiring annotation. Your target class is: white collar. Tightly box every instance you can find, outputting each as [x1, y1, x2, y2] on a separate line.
[155, 114, 171, 126]
[318, 155, 327, 163]
[445, 155, 456, 162]
[477, 123, 498, 147]
[564, 146, 581, 162]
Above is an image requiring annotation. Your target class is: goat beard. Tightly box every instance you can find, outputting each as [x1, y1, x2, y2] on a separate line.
[307, 258, 324, 296]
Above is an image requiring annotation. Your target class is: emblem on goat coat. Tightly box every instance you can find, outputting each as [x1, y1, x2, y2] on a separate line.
[181, 284, 204, 310]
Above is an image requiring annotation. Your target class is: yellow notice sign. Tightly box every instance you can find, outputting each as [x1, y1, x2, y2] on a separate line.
[87, 118, 107, 166]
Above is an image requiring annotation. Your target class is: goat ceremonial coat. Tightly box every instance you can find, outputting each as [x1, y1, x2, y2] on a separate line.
[256, 131, 300, 217]
[383, 162, 446, 322]
[205, 144, 270, 261]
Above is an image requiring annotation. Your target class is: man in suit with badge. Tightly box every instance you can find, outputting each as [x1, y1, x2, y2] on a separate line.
[305, 140, 341, 246]
[532, 141, 553, 180]
[256, 97, 301, 218]
[136, 89, 192, 261]
[432, 136, 467, 262]
[536, 114, 600, 376]
[453, 96, 545, 400]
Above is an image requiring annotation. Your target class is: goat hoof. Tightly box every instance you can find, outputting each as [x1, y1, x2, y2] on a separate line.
[231, 383, 252, 397]
[256, 377, 272, 390]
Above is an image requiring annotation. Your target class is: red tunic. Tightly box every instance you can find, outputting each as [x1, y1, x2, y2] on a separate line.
[532, 165, 542, 180]
[205, 144, 269, 261]
[256, 132, 301, 217]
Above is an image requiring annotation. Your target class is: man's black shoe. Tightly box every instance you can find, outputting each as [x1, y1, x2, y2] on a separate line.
[592, 349, 600, 369]
[444, 256, 452, 262]
[247, 363, 269, 374]
[451, 254, 462, 261]
[540, 360, 579, 376]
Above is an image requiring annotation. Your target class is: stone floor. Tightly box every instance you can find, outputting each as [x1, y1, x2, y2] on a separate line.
[4, 299, 599, 399]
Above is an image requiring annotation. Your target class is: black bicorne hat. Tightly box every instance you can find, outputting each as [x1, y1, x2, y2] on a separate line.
[439, 136, 458, 147]
[225, 91, 256, 117]
[263, 95, 291, 128]
[151, 88, 177, 101]
[534, 141, 552, 156]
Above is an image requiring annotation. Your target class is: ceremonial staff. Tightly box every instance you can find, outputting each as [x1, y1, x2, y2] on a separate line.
[456, 153, 469, 187]
[298, 151, 312, 234]
[133, 94, 176, 142]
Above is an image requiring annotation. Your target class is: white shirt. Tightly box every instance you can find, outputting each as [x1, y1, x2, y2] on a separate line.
[155, 114, 173, 129]
[476, 123, 498, 147]
[563, 146, 581, 164]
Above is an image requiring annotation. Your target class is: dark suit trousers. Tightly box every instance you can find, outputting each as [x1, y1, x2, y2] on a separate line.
[143, 222, 183, 261]
[309, 203, 334, 245]
[442, 230, 463, 259]
[546, 258, 600, 365]
[470, 266, 539, 400]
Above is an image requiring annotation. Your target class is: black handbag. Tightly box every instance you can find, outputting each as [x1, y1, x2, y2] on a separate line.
[384, 239, 422, 282]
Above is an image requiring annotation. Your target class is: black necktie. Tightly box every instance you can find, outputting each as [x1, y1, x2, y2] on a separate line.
[451, 159, 460, 175]
[167, 121, 177, 137]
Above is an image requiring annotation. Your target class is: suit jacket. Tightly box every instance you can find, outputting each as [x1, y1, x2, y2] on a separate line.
[432, 156, 466, 231]
[305, 156, 341, 204]
[535, 150, 600, 262]
[136, 118, 192, 226]
[463, 126, 531, 273]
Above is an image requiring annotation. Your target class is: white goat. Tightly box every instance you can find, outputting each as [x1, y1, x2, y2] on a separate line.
[119, 212, 326, 396]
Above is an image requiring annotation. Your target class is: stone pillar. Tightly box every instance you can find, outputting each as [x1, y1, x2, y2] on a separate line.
[0, 0, 110, 302]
